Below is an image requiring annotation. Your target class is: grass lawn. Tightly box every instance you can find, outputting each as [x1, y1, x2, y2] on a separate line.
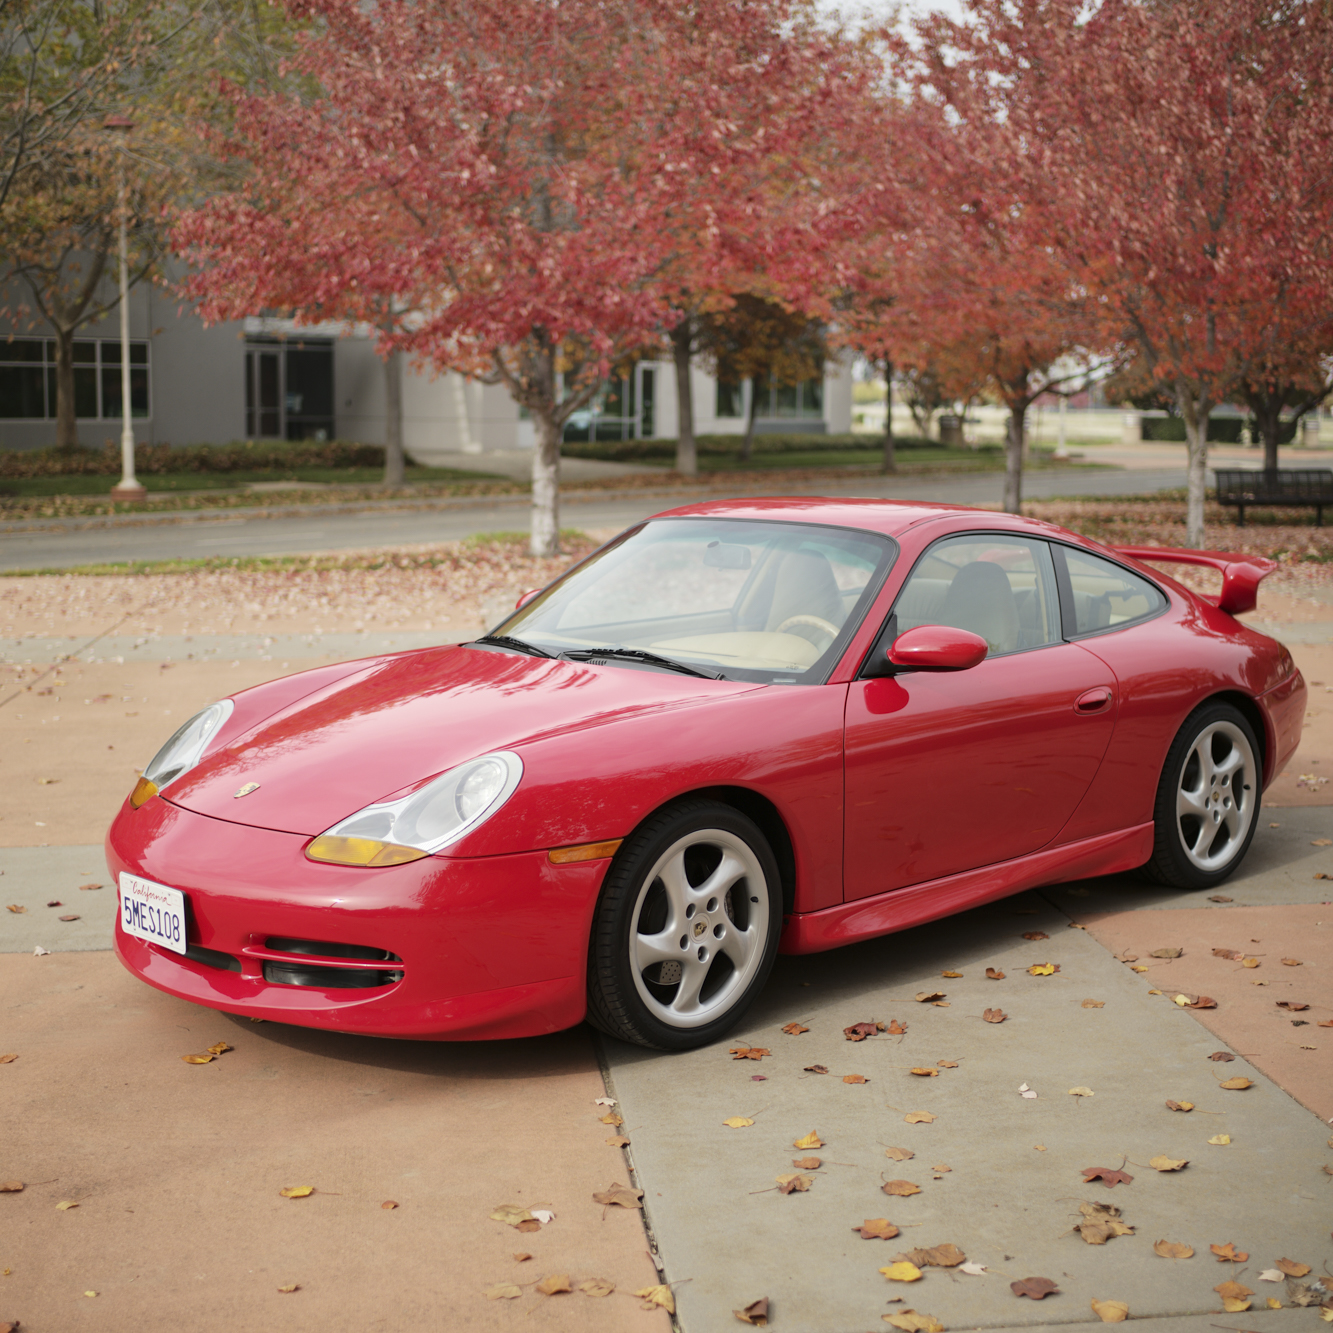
[0, 464, 507, 496]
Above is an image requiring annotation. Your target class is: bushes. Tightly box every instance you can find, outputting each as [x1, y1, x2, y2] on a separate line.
[562, 432, 936, 462]
[1140, 416, 1296, 445]
[0, 439, 387, 478]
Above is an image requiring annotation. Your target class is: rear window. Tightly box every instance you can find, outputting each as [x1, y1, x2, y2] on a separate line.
[1058, 548, 1166, 636]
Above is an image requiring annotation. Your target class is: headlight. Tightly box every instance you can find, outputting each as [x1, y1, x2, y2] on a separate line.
[305, 751, 523, 867]
[130, 700, 235, 809]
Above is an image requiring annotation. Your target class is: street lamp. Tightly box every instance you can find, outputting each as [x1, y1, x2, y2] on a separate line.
[103, 115, 145, 501]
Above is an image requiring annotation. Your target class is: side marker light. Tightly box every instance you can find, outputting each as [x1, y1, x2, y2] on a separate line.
[548, 839, 624, 865]
[130, 777, 158, 809]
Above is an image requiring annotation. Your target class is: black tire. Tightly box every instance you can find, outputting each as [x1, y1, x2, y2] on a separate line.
[586, 799, 782, 1050]
[1141, 701, 1262, 889]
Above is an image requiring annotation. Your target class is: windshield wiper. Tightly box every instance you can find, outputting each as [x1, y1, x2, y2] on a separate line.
[559, 647, 724, 680]
[474, 634, 554, 659]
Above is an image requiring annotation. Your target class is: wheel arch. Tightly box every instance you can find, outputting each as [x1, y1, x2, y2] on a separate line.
[1208, 690, 1271, 783]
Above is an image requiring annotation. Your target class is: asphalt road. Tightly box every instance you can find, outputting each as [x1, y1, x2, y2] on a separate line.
[0, 466, 1189, 572]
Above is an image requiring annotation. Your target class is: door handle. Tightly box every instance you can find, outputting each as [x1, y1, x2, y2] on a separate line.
[1074, 687, 1113, 714]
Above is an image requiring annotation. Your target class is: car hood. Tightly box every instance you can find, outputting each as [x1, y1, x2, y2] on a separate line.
[164, 644, 761, 836]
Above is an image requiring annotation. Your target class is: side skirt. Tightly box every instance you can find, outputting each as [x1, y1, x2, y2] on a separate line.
[779, 822, 1155, 955]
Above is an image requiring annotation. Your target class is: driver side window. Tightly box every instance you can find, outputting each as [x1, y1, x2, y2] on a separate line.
[893, 535, 1061, 656]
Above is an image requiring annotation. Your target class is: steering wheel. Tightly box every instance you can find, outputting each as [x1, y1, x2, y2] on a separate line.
[775, 614, 839, 649]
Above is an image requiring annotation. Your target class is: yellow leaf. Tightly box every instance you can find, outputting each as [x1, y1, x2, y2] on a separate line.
[1319, 1309, 1333, 1322]
[883, 1310, 945, 1332]
[599, 1112, 623, 1126]
[578, 1278, 615, 1297]
[723, 1117, 755, 1129]
[634, 1284, 675, 1314]
[277, 1284, 301, 1294]
[1267, 1298, 1282, 1310]
[881, 1261, 924, 1282]
[910, 1068, 938, 1077]
[1221, 1298, 1251, 1313]
[941, 971, 963, 978]
[1153, 1240, 1194, 1259]
[1091, 1299, 1129, 1323]
[279, 1186, 314, 1199]
[489, 1203, 534, 1226]
[536, 1274, 571, 1296]
[1068, 1087, 1094, 1097]
[1028, 964, 1056, 975]
[55, 1200, 79, 1210]
[793, 1131, 823, 1149]
[1082, 999, 1105, 1008]
[181, 1053, 214, 1064]
[1149, 1155, 1188, 1171]
[1242, 958, 1259, 968]
[83, 1290, 97, 1298]
[1219, 1077, 1253, 1090]
[206, 1042, 232, 1056]
[1173, 994, 1191, 1006]
[904, 1111, 935, 1123]
[1130, 965, 1148, 972]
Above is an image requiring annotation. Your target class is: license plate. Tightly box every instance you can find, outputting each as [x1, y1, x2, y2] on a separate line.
[118, 873, 188, 955]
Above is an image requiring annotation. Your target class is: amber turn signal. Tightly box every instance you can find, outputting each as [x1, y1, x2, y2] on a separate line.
[547, 839, 623, 865]
[305, 835, 427, 868]
[130, 776, 159, 809]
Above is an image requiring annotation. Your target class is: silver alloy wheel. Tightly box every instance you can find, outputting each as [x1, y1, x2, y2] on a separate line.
[628, 828, 770, 1030]
[1174, 719, 1257, 872]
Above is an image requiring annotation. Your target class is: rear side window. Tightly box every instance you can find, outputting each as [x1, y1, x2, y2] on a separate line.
[1056, 547, 1166, 637]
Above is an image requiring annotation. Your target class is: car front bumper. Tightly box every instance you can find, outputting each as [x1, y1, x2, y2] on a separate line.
[105, 795, 606, 1040]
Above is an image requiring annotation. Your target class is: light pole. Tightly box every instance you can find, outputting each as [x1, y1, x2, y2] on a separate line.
[104, 115, 145, 501]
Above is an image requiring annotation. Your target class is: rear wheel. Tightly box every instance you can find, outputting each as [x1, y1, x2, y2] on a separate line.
[1142, 702, 1261, 889]
[586, 800, 781, 1050]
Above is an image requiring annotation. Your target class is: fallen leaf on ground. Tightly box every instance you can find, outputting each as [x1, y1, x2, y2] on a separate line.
[844, 1074, 869, 1084]
[55, 1200, 79, 1210]
[1319, 1020, 1333, 1028]
[513, 1252, 533, 1262]
[1208, 1134, 1231, 1145]
[776, 1173, 812, 1194]
[79, 883, 102, 890]
[1011, 1276, 1060, 1299]
[723, 1117, 755, 1128]
[381, 1200, 398, 1209]
[1275, 1259, 1312, 1277]
[941, 970, 963, 978]
[1151, 948, 1183, 959]
[729, 1046, 770, 1061]
[599, 1112, 623, 1126]
[792, 1156, 821, 1169]
[985, 968, 1005, 980]
[1281, 958, 1302, 966]
[983, 1009, 1007, 1023]
[886, 1147, 915, 1161]
[0, 1054, 17, 1065]
[960, 1262, 988, 1275]
[1173, 994, 1217, 1009]
[1022, 931, 1050, 940]
[781, 1023, 809, 1035]
[886, 1020, 907, 1035]
[882, 1180, 922, 1197]
[915, 992, 946, 1003]
[904, 1111, 935, 1123]
[489, 1203, 534, 1226]
[937, 1059, 958, 1068]
[1208, 1051, 1235, 1062]
[803, 1065, 829, 1075]
[1312, 839, 1332, 846]
[1077, 1200, 1134, 1244]
[1215, 1280, 1254, 1312]
[277, 1283, 300, 1293]
[1208, 895, 1233, 902]
[594, 1097, 616, 1107]
[902, 1244, 966, 1268]
[1069, 1086, 1094, 1097]
[1242, 957, 1259, 967]
[793, 1130, 823, 1149]
[1130, 965, 1149, 972]
[1150, 1156, 1187, 1171]
[1276, 1001, 1309, 1012]
[1082, 1167, 1132, 1187]
[845, 1021, 887, 1041]
[931, 1164, 951, 1173]
[855, 1219, 900, 1239]
[881, 1261, 923, 1282]
[57, 914, 79, 922]
[1212, 948, 1243, 960]
[5, 905, 25, 914]
[279, 1186, 314, 1199]
[606, 1135, 630, 1147]
[1153, 1240, 1193, 1258]
[1018, 1083, 1037, 1098]
[579, 1278, 615, 1297]
[883, 1310, 944, 1332]
[592, 1183, 643, 1209]
[734, 1296, 769, 1325]
[536, 1274, 572, 1296]
[1091, 1299, 1129, 1322]
[910, 1068, 937, 1078]
[1219, 1077, 1253, 1089]
[0, 1181, 23, 1192]
[1082, 999, 1105, 1008]
[1165, 1100, 1194, 1112]
[206, 1041, 232, 1056]
[634, 1285, 675, 1313]
[1027, 964, 1057, 976]
[1210, 1242, 1249, 1262]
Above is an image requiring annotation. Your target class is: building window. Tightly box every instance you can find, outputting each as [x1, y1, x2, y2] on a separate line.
[0, 338, 149, 419]
[245, 338, 334, 440]
[752, 374, 823, 419]
[716, 380, 744, 418]
[562, 364, 656, 442]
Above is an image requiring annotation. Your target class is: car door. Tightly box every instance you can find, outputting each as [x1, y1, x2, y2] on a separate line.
[843, 533, 1119, 900]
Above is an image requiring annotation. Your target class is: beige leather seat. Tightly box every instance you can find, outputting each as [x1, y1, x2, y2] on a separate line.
[939, 561, 1018, 654]
[763, 548, 845, 633]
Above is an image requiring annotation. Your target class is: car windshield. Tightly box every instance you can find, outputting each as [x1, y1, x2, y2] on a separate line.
[484, 517, 895, 683]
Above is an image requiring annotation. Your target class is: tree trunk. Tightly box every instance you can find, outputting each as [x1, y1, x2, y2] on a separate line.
[382, 349, 405, 486]
[882, 358, 896, 474]
[741, 371, 762, 462]
[1177, 384, 1212, 549]
[530, 411, 562, 557]
[1002, 405, 1025, 514]
[52, 325, 78, 451]
[1255, 398, 1282, 474]
[670, 317, 697, 476]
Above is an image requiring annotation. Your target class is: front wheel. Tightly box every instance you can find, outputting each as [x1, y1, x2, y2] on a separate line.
[1142, 701, 1262, 889]
[586, 800, 782, 1050]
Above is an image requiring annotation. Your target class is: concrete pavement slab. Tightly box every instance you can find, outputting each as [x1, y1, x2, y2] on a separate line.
[603, 891, 1333, 1332]
[0, 949, 669, 1333]
[0, 844, 114, 951]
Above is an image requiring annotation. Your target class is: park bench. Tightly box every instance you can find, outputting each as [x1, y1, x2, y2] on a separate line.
[1214, 468, 1333, 526]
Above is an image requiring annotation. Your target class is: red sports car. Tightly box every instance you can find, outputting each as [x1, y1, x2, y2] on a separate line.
[107, 499, 1305, 1049]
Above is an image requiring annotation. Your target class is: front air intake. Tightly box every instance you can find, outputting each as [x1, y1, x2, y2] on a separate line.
[262, 960, 402, 989]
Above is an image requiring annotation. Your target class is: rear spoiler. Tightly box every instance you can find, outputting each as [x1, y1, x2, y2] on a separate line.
[1112, 546, 1277, 616]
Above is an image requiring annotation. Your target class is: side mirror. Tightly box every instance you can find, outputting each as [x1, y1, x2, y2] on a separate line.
[886, 624, 988, 672]
[515, 588, 542, 610]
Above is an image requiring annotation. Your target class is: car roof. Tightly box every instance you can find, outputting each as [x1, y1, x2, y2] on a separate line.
[649, 496, 1037, 540]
